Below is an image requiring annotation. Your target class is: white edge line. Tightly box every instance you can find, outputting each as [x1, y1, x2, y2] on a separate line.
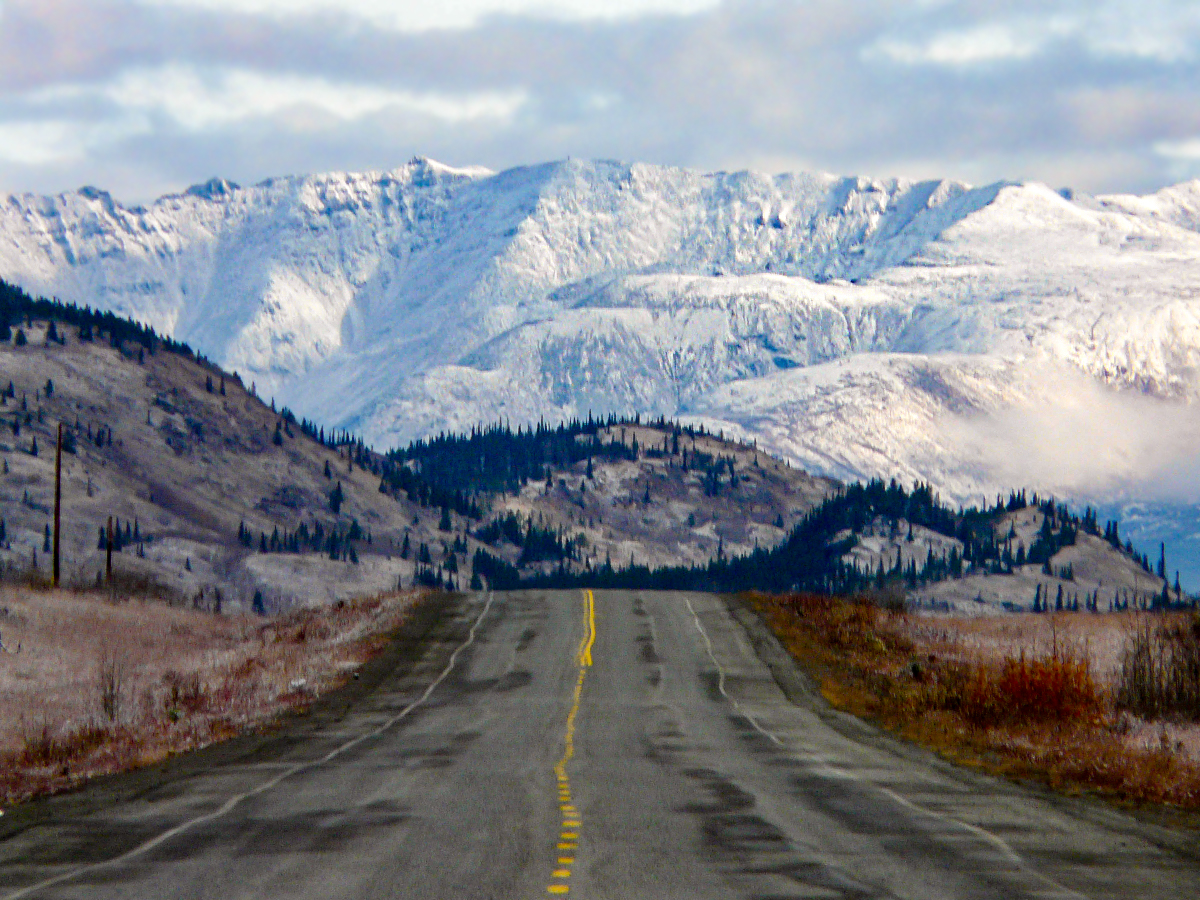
[2, 592, 497, 900]
[683, 595, 1089, 900]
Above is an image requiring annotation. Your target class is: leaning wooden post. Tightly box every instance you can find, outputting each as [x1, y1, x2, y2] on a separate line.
[52, 423, 62, 587]
[106, 516, 113, 582]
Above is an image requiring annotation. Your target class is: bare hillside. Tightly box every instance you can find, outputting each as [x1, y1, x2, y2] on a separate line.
[0, 320, 439, 610]
[492, 423, 834, 572]
[0, 318, 839, 610]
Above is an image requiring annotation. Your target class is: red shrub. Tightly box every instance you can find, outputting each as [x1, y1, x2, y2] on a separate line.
[961, 650, 1101, 727]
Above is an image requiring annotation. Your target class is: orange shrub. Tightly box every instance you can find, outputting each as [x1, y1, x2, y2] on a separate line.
[960, 649, 1102, 727]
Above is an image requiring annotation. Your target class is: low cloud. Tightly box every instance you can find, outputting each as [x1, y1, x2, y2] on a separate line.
[946, 371, 1200, 505]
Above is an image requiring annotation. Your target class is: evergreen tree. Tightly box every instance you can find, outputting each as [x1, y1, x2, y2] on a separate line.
[329, 481, 344, 514]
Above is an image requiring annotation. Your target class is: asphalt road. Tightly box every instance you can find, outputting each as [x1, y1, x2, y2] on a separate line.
[1, 590, 1198, 899]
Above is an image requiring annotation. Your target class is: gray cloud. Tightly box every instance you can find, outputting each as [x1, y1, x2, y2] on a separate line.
[0, 0, 1198, 201]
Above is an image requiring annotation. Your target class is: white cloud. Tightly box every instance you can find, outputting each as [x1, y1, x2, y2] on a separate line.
[0, 120, 102, 164]
[33, 65, 527, 130]
[0, 65, 528, 164]
[1154, 137, 1200, 160]
[866, 4, 1200, 69]
[945, 370, 1200, 504]
[135, 0, 720, 31]
[868, 22, 1054, 67]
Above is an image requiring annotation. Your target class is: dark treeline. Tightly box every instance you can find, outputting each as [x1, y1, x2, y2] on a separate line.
[475, 510, 582, 565]
[474, 478, 1149, 596]
[376, 414, 735, 515]
[237, 518, 367, 563]
[386, 417, 637, 496]
[0, 279, 199, 360]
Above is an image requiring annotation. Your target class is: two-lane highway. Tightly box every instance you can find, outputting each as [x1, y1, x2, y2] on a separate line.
[1, 591, 1198, 899]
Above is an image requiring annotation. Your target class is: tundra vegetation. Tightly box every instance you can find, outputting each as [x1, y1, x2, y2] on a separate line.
[749, 592, 1200, 809]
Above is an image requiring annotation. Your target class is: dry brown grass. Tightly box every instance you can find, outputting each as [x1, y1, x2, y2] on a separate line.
[1117, 615, 1200, 720]
[0, 583, 425, 806]
[746, 592, 1200, 809]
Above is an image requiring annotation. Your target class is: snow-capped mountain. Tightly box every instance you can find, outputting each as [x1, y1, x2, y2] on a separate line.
[3, 158, 1200, 577]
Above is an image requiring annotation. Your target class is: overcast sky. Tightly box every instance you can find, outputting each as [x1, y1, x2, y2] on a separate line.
[1, 0, 1198, 202]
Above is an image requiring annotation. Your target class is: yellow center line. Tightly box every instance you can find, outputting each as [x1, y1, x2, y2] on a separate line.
[546, 590, 595, 896]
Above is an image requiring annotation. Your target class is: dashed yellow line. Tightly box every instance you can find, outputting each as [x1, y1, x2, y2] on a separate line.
[546, 590, 595, 896]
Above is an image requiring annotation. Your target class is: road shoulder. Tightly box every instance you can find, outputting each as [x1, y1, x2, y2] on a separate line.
[722, 593, 1200, 859]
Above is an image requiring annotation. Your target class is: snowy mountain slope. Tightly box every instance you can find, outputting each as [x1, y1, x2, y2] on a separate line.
[0, 159, 999, 400]
[2, 158, 1200, 580]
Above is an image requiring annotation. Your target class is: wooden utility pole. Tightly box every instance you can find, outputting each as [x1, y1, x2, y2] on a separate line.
[52, 423, 62, 587]
[106, 516, 113, 582]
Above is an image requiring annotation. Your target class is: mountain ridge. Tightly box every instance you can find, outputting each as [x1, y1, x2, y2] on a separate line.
[2, 158, 1199, 586]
